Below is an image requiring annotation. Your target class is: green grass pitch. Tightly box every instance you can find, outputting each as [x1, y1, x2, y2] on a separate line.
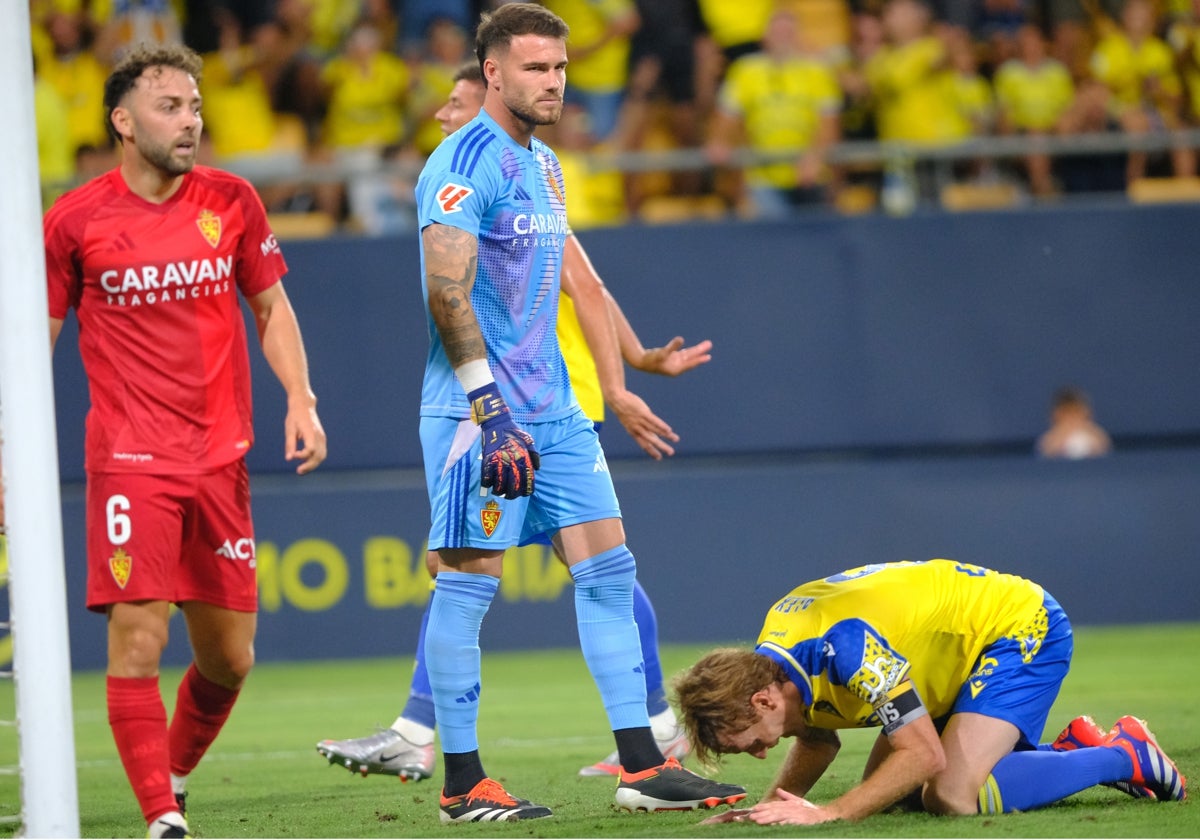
[0, 623, 1196, 837]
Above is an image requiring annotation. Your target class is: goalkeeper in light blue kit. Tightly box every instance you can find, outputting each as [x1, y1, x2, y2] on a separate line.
[411, 2, 745, 823]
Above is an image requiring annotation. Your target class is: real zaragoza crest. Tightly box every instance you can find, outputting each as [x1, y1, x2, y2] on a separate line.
[197, 209, 222, 248]
[546, 171, 565, 207]
[108, 547, 132, 589]
[480, 500, 502, 538]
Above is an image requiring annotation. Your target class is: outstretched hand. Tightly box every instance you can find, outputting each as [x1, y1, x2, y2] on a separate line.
[608, 389, 679, 460]
[637, 337, 713, 377]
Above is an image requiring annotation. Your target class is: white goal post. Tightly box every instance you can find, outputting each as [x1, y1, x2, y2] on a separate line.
[0, 0, 80, 835]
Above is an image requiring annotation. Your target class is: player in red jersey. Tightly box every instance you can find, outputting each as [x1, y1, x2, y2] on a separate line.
[44, 44, 326, 839]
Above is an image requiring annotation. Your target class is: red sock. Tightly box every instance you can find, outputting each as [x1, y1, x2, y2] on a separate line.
[168, 664, 240, 776]
[107, 675, 177, 823]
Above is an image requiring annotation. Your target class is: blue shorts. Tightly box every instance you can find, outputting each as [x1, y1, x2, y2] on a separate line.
[943, 592, 1073, 747]
[421, 408, 621, 551]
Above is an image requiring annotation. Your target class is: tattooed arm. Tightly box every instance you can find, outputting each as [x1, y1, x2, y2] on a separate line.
[423, 223, 485, 367]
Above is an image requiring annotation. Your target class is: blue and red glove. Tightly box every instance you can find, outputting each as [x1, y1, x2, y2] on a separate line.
[468, 385, 540, 499]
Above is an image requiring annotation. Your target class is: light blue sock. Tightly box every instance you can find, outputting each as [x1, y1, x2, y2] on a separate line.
[979, 746, 1132, 813]
[632, 581, 668, 717]
[400, 588, 437, 730]
[423, 572, 498, 754]
[572, 545, 647, 731]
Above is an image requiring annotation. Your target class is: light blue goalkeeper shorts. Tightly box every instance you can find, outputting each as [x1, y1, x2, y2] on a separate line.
[420, 407, 622, 551]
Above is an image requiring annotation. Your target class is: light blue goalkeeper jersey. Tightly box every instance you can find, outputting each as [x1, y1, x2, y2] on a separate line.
[416, 109, 576, 424]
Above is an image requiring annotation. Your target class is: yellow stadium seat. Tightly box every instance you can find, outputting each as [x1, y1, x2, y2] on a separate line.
[940, 182, 1022, 212]
[1127, 176, 1200, 204]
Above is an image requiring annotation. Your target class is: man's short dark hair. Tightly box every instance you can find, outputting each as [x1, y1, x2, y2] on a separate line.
[103, 43, 203, 142]
[474, 2, 569, 71]
[453, 60, 484, 86]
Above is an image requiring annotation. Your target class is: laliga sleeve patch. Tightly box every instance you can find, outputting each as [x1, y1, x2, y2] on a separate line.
[437, 183, 474, 214]
[874, 681, 927, 735]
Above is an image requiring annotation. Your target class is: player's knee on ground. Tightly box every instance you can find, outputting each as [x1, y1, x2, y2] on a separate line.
[922, 777, 981, 816]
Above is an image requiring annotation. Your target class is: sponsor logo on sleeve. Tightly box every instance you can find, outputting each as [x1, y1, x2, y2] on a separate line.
[437, 183, 473, 214]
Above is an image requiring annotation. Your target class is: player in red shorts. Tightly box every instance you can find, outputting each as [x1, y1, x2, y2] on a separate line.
[44, 44, 327, 839]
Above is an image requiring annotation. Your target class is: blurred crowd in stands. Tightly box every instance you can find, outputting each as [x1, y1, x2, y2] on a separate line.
[29, 0, 1200, 231]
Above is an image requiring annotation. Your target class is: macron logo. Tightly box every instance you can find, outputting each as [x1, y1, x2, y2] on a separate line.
[437, 183, 473, 214]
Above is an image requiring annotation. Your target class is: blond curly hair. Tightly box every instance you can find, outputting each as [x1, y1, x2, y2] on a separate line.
[672, 648, 787, 766]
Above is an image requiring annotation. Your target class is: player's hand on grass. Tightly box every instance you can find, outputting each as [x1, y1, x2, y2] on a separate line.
[286, 401, 327, 475]
[746, 789, 830, 825]
[634, 336, 713, 377]
[469, 385, 540, 499]
[700, 807, 754, 824]
[607, 388, 679, 460]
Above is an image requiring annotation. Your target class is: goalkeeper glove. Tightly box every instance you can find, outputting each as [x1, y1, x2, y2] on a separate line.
[467, 385, 540, 500]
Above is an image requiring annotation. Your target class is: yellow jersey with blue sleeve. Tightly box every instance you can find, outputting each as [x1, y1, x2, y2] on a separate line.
[755, 560, 1055, 735]
[40, 50, 110, 153]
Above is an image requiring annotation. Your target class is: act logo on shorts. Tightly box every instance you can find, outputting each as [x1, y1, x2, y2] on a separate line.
[197, 208, 222, 248]
[480, 500, 502, 538]
[437, 183, 473, 214]
[109, 547, 132, 589]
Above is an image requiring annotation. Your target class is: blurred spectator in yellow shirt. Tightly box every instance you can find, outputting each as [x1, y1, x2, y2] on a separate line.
[556, 104, 629, 230]
[994, 23, 1075, 194]
[407, 18, 473, 156]
[318, 21, 413, 229]
[866, 0, 967, 144]
[201, 14, 288, 162]
[34, 59, 75, 207]
[947, 30, 994, 136]
[543, 0, 641, 143]
[320, 22, 411, 151]
[1090, 0, 1194, 178]
[706, 9, 842, 217]
[39, 10, 111, 156]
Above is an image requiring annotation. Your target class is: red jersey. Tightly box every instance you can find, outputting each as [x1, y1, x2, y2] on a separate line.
[45, 166, 286, 475]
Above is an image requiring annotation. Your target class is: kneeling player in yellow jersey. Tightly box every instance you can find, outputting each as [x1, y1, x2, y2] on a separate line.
[677, 559, 1187, 825]
[317, 61, 715, 782]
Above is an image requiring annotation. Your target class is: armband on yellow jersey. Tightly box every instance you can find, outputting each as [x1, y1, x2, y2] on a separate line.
[874, 681, 927, 735]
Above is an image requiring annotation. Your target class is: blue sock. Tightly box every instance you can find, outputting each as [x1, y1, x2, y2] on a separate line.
[400, 588, 437, 730]
[979, 746, 1132, 813]
[423, 572, 498, 754]
[632, 580, 668, 717]
[572, 545, 648, 731]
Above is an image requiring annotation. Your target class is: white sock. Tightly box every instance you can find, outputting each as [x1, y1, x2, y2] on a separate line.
[390, 716, 435, 746]
[170, 773, 188, 796]
[649, 707, 680, 741]
[148, 811, 187, 838]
